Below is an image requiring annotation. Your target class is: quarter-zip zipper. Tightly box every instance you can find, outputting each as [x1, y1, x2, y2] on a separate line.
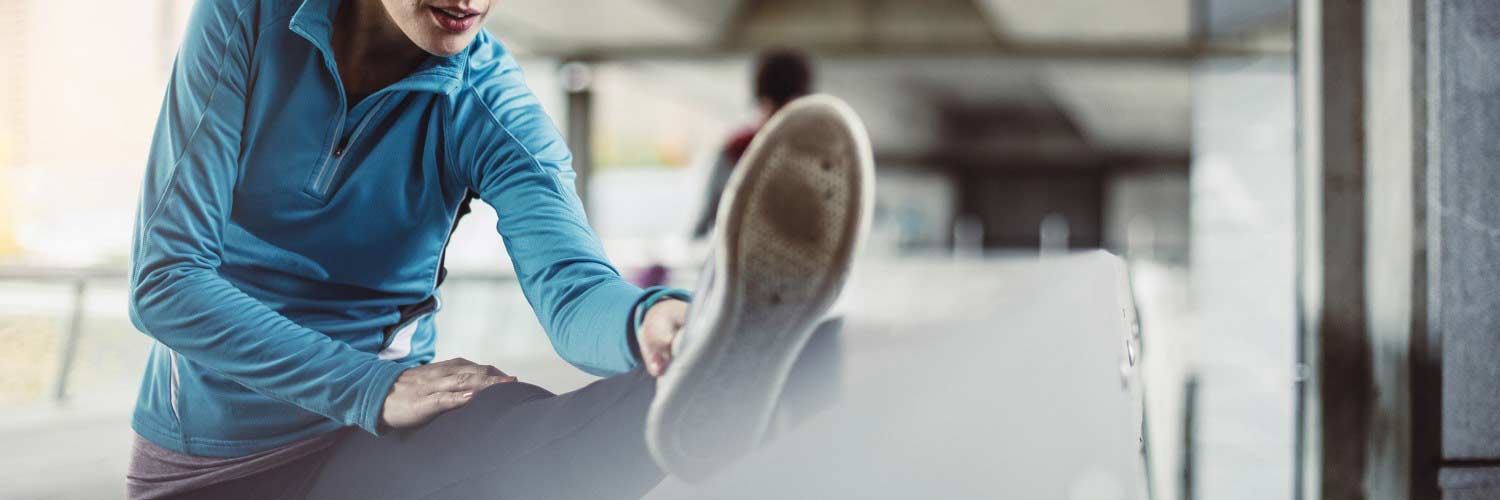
[291, 18, 457, 200]
[307, 110, 346, 196]
[311, 93, 393, 197]
[290, 20, 352, 201]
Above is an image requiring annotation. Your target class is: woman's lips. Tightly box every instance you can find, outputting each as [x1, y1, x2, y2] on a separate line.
[428, 6, 480, 33]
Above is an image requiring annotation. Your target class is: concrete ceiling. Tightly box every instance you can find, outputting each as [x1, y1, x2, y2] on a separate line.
[732, 0, 1001, 48]
[486, 0, 1290, 165]
[488, 0, 1235, 53]
[977, 0, 1190, 43]
[486, 0, 721, 49]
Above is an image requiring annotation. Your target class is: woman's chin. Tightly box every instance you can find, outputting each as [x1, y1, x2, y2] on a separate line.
[415, 33, 475, 57]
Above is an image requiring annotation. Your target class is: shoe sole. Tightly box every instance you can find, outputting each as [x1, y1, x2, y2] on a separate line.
[646, 95, 874, 481]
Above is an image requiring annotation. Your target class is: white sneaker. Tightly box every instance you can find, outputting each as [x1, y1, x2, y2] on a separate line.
[646, 95, 874, 481]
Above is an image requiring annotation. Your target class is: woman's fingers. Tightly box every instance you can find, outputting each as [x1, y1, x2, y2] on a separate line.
[432, 368, 515, 393]
[646, 353, 662, 376]
[650, 330, 673, 375]
[641, 304, 683, 376]
[426, 391, 474, 413]
[382, 360, 518, 430]
[405, 360, 517, 394]
[648, 352, 671, 377]
[641, 327, 662, 375]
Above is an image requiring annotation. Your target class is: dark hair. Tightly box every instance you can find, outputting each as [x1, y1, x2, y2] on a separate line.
[754, 49, 813, 109]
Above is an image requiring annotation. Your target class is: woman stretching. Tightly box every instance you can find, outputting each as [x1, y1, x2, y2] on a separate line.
[125, 0, 872, 498]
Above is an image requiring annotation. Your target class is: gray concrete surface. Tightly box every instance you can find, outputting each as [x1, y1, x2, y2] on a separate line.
[1433, 0, 1500, 461]
[0, 255, 1149, 499]
[0, 404, 136, 500]
[1431, 1, 1500, 496]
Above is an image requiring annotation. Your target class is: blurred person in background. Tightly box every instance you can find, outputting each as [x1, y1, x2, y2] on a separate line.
[123, 0, 868, 499]
[681, 50, 842, 431]
[691, 49, 815, 240]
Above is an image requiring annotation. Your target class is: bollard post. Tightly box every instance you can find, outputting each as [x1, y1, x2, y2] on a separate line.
[50, 278, 87, 404]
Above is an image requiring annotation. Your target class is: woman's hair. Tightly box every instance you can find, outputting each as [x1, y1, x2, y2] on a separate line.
[754, 49, 814, 109]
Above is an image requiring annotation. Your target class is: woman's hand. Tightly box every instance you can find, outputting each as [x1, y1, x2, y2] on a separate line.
[637, 299, 689, 377]
[380, 358, 516, 431]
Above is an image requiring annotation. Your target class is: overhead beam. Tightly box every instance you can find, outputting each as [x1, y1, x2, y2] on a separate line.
[652, 0, 743, 34]
[877, 148, 1189, 173]
[1197, 0, 1294, 39]
[521, 40, 1291, 64]
[728, 0, 1001, 49]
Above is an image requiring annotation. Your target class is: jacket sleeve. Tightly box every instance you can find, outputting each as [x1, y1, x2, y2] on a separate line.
[128, 0, 406, 436]
[453, 50, 645, 377]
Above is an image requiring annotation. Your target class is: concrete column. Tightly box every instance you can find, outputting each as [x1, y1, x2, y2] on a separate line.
[1300, 0, 1500, 498]
[1297, 1, 1372, 499]
[1429, 0, 1500, 497]
[560, 62, 595, 209]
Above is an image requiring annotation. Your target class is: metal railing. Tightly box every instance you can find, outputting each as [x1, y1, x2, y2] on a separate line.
[0, 266, 545, 403]
[0, 266, 128, 403]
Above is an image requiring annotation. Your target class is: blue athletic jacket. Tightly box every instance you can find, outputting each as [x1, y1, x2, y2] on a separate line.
[130, 0, 648, 457]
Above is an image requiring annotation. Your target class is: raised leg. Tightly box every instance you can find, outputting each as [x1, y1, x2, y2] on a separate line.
[306, 369, 663, 500]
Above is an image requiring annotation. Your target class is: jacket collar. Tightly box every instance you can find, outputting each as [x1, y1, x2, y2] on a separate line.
[289, 0, 469, 96]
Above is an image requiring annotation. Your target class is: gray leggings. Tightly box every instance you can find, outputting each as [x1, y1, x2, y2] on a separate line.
[173, 320, 841, 500]
[309, 369, 666, 500]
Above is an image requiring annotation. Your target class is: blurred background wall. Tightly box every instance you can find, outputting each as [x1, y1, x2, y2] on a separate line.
[0, 1, 1303, 499]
